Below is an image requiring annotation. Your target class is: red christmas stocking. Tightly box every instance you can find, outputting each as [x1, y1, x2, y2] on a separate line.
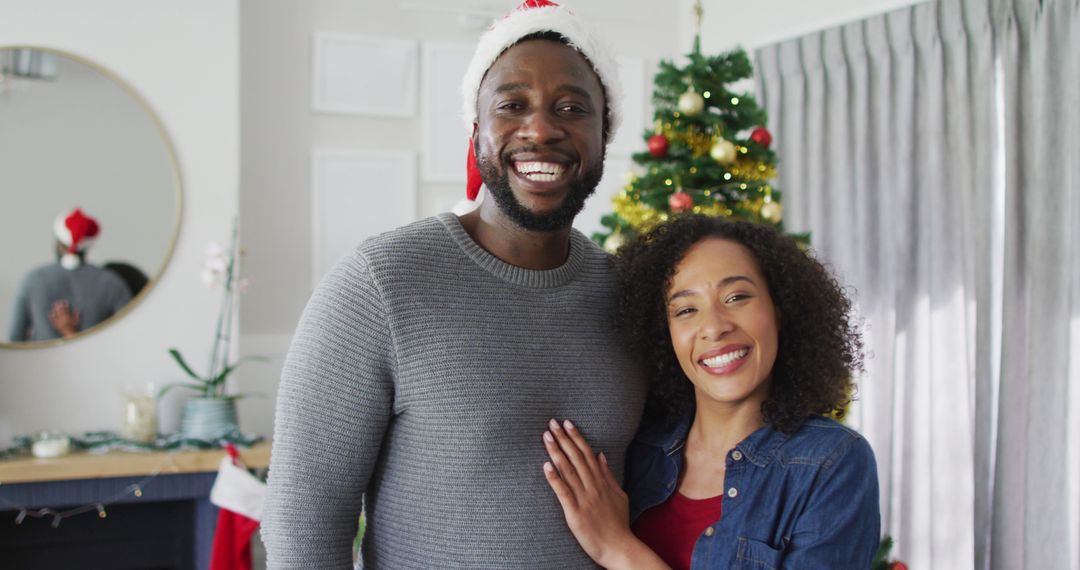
[210, 508, 260, 570]
[209, 454, 266, 570]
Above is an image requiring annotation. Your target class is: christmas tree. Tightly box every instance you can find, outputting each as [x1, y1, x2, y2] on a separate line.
[594, 2, 793, 252]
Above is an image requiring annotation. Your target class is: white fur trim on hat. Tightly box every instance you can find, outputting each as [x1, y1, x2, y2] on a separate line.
[60, 253, 81, 270]
[460, 3, 622, 143]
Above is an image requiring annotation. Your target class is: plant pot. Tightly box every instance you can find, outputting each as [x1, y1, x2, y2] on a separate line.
[179, 397, 239, 441]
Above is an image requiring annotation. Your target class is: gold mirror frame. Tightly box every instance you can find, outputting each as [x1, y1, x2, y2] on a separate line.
[0, 45, 182, 350]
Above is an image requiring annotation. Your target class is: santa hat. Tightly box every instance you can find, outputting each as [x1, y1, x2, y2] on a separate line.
[53, 208, 100, 270]
[459, 0, 622, 204]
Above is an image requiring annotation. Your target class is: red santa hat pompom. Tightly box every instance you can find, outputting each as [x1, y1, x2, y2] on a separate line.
[54, 208, 100, 270]
[459, 0, 622, 205]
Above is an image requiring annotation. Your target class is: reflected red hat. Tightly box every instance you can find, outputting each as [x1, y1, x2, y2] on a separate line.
[54, 208, 100, 269]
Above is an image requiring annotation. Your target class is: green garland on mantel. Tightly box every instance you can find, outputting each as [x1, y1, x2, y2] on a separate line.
[0, 430, 263, 461]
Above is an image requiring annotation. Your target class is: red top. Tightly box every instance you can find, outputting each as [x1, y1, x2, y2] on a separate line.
[632, 492, 722, 570]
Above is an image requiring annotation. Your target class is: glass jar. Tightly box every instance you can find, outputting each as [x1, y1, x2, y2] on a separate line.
[121, 392, 158, 443]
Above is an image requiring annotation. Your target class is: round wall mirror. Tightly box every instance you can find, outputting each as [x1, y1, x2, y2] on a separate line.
[0, 47, 181, 348]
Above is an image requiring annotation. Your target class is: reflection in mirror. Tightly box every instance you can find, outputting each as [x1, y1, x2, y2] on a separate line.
[0, 47, 180, 347]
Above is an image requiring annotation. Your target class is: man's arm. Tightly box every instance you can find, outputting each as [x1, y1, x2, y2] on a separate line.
[262, 254, 396, 569]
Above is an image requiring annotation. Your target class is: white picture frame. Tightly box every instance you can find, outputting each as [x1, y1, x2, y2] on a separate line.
[311, 32, 419, 117]
[421, 42, 474, 182]
[310, 149, 417, 285]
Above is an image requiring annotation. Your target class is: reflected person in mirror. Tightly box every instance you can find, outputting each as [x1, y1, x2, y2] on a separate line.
[7, 208, 131, 341]
[48, 261, 150, 338]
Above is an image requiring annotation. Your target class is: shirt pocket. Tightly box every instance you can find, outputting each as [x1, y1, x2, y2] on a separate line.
[734, 536, 784, 569]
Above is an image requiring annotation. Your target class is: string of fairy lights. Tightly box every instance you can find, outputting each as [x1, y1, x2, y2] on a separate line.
[0, 466, 171, 528]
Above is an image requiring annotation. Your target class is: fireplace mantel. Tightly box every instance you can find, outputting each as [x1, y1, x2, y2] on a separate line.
[0, 443, 270, 569]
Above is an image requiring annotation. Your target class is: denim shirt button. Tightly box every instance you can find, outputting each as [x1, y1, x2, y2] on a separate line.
[704, 526, 715, 537]
[731, 450, 743, 461]
[727, 487, 738, 498]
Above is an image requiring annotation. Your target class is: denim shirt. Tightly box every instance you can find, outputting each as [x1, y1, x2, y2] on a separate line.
[625, 415, 880, 569]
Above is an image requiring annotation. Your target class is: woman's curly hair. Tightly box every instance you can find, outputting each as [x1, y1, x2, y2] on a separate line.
[615, 215, 863, 434]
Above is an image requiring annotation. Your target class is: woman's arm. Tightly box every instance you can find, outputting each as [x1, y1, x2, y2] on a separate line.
[782, 435, 880, 568]
[543, 419, 671, 570]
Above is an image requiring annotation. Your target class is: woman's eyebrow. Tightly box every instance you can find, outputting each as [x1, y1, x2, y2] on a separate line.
[666, 275, 756, 304]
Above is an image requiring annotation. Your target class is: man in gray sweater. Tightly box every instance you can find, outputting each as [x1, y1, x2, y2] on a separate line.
[262, 1, 647, 567]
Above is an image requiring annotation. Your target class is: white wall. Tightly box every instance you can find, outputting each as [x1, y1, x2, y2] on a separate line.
[0, 0, 239, 445]
[235, 0, 684, 437]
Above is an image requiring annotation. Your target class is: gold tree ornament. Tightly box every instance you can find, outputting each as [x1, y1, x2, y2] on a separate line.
[677, 87, 706, 116]
[710, 139, 738, 164]
[602, 231, 629, 254]
[761, 201, 784, 224]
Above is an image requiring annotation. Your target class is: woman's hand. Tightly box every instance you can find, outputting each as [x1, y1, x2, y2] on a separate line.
[543, 419, 669, 570]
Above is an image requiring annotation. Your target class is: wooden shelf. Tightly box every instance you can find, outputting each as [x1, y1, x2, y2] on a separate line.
[0, 442, 270, 485]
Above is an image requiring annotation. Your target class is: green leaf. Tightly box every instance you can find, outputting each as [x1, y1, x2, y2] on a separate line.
[220, 392, 265, 401]
[210, 356, 270, 386]
[168, 348, 203, 380]
[158, 381, 209, 399]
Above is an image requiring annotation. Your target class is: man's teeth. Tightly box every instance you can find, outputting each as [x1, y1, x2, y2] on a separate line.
[702, 348, 749, 368]
[515, 161, 565, 181]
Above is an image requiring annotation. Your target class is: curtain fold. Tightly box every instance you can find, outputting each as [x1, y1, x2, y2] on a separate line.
[755, 0, 1078, 567]
[993, 0, 1080, 568]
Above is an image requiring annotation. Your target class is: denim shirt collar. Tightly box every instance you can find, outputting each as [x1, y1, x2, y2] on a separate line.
[636, 412, 792, 468]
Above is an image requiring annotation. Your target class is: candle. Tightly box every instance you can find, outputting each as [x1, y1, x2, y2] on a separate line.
[31, 433, 71, 458]
[121, 393, 158, 443]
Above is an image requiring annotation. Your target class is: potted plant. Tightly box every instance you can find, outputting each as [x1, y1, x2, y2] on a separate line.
[160, 219, 263, 441]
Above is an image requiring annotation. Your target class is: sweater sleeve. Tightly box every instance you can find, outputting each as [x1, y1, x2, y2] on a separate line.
[782, 435, 881, 569]
[262, 252, 396, 569]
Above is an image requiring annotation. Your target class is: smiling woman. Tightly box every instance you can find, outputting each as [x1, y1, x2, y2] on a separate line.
[0, 47, 181, 348]
[540, 214, 879, 570]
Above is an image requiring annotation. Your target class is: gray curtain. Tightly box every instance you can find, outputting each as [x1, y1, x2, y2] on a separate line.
[994, 1, 1080, 569]
[754, 0, 1079, 568]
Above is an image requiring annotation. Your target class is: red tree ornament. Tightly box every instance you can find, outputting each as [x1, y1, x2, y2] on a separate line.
[669, 191, 694, 212]
[648, 134, 670, 158]
[750, 126, 772, 148]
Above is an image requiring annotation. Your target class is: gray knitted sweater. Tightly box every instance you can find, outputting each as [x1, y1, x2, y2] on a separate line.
[263, 213, 647, 569]
[7, 262, 131, 341]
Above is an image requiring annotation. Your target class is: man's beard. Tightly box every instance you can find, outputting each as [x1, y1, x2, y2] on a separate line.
[476, 144, 604, 232]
